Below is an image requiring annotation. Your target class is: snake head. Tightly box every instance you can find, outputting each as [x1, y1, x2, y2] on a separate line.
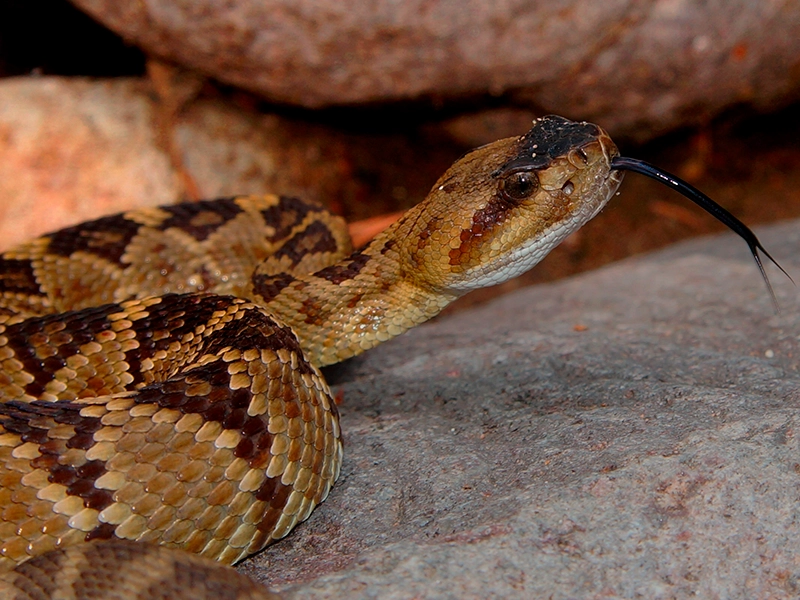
[398, 115, 623, 294]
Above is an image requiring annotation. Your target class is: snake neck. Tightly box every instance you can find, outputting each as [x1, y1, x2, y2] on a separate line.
[250, 214, 458, 367]
[247, 117, 624, 368]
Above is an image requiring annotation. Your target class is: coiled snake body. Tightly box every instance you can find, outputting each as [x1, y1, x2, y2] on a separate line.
[0, 117, 623, 597]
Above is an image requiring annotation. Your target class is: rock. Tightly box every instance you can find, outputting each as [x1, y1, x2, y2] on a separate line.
[70, 0, 800, 139]
[0, 77, 176, 248]
[234, 221, 800, 598]
[0, 76, 458, 250]
[0, 76, 360, 250]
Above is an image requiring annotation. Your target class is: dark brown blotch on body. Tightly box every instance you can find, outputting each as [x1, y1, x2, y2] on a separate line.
[129, 304, 333, 526]
[251, 272, 296, 303]
[300, 298, 326, 327]
[85, 521, 117, 542]
[46, 215, 143, 265]
[157, 199, 243, 242]
[121, 294, 242, 385]
[254, 477, 295, 536]
[0, 400, 114, 513]
[133, 356, 296, 522]
[0, 293, 206, 398]
[315, 252, 370, 285]
[2, 303, 120, 399]
[198, 306, 312, 375]
[134, 306, 314, 457]
[379, 239, 396, 255]
[272, 221, 340, 268]
[259, 196, 322, 242]
[1, 293, 245, 394]
[0, 258, 44, 297]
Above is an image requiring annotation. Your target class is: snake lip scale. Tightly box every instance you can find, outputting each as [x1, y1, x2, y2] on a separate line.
[0, 115, 785, 598]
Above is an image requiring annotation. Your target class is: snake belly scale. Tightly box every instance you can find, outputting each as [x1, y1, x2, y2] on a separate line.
[0, 117, 622, 592]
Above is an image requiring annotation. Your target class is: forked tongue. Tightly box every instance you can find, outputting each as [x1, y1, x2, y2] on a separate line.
[610, 157, 793, 312]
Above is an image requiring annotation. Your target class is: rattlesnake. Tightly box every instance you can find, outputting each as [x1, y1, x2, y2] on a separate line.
[0, 116, 780, 598]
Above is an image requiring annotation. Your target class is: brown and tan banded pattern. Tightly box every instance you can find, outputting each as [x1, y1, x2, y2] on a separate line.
[0, 195, 352, 319]
[0, 116, 624, 596]
[0, 539, 280, 599]
[0, 295, 341, 570]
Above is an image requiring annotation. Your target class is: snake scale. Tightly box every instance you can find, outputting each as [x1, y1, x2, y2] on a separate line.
[0, 116, 780, 599]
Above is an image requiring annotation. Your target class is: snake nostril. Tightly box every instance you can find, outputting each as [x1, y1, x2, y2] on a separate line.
[562, 181, 575, 196]
[568, 147, 590, 168]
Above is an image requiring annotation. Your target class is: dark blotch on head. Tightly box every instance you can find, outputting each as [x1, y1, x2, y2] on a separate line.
[449, 195, 516, 267]
[495, 115, 600, 177]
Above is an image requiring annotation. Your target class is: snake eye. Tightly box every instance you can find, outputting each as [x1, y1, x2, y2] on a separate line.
[499, 171, 539, 203]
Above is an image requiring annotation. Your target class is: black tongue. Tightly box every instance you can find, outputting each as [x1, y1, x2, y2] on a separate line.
[610, 156, 793, 311]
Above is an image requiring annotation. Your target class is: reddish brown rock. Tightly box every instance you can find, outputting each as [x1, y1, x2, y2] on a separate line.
[0, 78, 175, 248]
[0, 76, 455, 250]
[70, 0, 800, 139]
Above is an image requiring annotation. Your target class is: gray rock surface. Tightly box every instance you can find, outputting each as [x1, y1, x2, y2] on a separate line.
[71, 0, 800, 139]
[237, 221, 800, 599]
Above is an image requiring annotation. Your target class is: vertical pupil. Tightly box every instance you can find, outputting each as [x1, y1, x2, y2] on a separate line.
[505, 172, 535, 200]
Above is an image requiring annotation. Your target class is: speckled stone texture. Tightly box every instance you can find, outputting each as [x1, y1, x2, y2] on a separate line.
[70, 0, 800, 139]
[236, 221, 800, 599]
